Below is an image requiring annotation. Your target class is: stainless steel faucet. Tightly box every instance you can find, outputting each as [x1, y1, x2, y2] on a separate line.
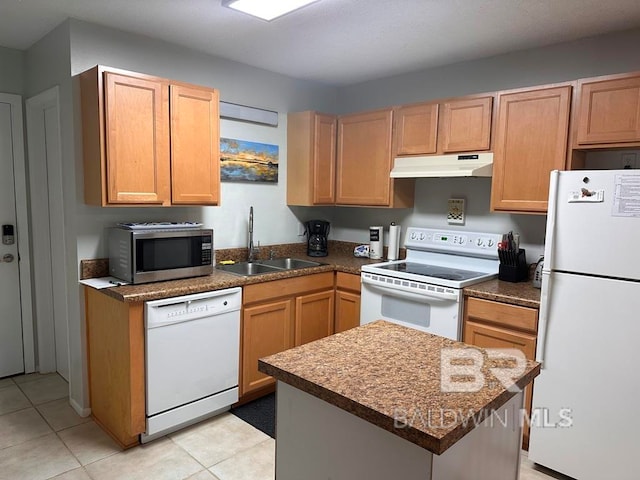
[248, 206, 259, 262]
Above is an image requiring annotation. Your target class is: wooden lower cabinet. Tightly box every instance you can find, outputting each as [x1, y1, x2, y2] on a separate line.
[240, 272, 335, 398]
[242, 299, 295, 394]
[463, 296, 538, 450]
[334, 272, 361, 333]
[84, 287, 145, 449]
[295, 290, 335, 346]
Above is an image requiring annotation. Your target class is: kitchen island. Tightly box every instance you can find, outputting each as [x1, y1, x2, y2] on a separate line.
[259, 320, 540, 480]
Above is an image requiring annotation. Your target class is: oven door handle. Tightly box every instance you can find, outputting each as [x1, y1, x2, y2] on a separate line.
[361, 276, 458, 302]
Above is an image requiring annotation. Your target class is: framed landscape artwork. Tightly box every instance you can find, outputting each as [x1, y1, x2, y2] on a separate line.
[220, 138, 279, 183]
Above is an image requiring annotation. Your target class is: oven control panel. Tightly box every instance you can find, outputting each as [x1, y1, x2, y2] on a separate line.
[405, 228, 502, 258]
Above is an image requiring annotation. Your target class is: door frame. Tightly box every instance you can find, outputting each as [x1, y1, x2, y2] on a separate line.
[0, 92, 35, 373]
[25, 86, 70, 378]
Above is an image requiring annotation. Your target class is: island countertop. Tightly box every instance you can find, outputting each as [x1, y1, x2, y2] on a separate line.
[259, 320, 540, 455]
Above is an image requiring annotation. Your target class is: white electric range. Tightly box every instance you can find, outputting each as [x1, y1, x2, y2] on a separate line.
[360, 227, 502, 340]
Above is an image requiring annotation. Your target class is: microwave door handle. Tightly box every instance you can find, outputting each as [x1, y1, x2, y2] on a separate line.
[362, 278, 458, 302]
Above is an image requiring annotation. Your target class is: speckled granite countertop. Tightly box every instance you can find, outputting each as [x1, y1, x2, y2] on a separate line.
[81, 240, 540, 307]
[259, 320, 540, 455]
[463, 279, 541, 309]
[86, 250, 381, 303]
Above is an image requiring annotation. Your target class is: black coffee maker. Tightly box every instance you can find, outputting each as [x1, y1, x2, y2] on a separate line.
[305, 220, 330, 257]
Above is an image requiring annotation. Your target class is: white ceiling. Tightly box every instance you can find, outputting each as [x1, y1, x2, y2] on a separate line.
[2, 0, 640, 86]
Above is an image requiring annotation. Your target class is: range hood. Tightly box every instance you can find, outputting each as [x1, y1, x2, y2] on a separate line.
[390, 152, 493, 178]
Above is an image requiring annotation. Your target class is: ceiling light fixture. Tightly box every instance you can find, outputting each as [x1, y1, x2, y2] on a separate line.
[222, 0, 320, 21]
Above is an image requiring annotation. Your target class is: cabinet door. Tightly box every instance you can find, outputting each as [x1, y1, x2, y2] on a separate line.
[336, 109, 393, 205]
[576, 75, 640, 145]
[312, 113, 337, 204]
[295, 290, 334, 346]
[104, 72, 170, 205]
[440, 96, 493, 153]
[394, 103, 438, 155]
[287, 111, 337, 206]
[463, 319, 536, 449]
[242, 299, 294, 395]
[491, 86, 571, 213]
[170, 84, 220, 205]
[335, 290, 361, 333]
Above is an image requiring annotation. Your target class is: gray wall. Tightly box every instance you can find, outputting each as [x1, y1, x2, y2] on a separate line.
[0, 46, 24, 95]
[337, 27, 640, 112]
[23, 20, 85, 411]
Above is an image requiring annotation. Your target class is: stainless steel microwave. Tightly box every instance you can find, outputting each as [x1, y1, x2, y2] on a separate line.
[108, 227, 214, 284]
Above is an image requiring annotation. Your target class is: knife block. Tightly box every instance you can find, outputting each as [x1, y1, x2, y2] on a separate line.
[498, 249, 528, 283]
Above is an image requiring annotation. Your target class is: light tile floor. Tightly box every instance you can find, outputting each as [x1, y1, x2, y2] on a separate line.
[0, 373, 570, 480]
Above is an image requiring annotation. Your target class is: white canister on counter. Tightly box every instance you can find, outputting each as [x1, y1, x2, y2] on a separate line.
[369, 226, 383, 260]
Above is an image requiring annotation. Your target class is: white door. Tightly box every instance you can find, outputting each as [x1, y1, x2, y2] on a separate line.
[26, 87, 69, 379]
[0, 99, 26, 377]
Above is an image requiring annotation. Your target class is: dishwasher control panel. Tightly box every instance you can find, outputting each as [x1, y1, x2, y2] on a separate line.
[145, 287, 242, 327]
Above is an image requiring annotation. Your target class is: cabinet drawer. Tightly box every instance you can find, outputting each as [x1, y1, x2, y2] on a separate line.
[336, 272, 361, 292]
[465, 297, 538, 333]
[244, 272, 334, 304]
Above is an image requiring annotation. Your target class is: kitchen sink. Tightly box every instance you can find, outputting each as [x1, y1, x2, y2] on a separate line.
[217, 262, 283, 276]
[258, 258, 322, 270]
[217, 258, 323, 276]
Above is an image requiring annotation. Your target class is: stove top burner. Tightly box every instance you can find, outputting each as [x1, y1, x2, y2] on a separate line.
[377, 262, 486, 281]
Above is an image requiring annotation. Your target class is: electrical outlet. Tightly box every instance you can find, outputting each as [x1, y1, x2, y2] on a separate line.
[621, 153, 637, 169]
[447, 198, 465, 225]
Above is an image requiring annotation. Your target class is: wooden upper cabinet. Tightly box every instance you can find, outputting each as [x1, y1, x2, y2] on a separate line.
[491, 85, 572, 214]
[575, 73, 640, 146]
[394, 102, 439, 155]
[394, 95, 493, 156]
[93, 71, 170, 205]
[170, 84, 220, 205]
[80, 65, 220, 207]
[337, 108, 405, 206]
[439, 96, 493, 153]
[287, 111, 337, 206]
[104, 73, 170, 205]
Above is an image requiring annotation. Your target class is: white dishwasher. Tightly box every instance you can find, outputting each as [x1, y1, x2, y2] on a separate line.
[142, 287, 241, 442]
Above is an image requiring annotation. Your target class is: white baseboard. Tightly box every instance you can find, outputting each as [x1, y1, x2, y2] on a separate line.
[69, 397, 91, 418]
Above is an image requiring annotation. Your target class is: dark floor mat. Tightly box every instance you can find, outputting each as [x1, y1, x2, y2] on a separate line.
[230, 393, 275, 438]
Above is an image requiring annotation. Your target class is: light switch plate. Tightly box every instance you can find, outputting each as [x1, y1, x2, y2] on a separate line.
[447, 198, 465, 225]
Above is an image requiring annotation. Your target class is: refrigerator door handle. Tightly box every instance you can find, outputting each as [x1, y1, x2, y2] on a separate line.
[542, 170, 560, 273]
[536, 271, 552, 366]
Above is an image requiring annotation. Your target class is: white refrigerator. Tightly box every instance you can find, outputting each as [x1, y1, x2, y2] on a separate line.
[528, 169, 640, 479]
